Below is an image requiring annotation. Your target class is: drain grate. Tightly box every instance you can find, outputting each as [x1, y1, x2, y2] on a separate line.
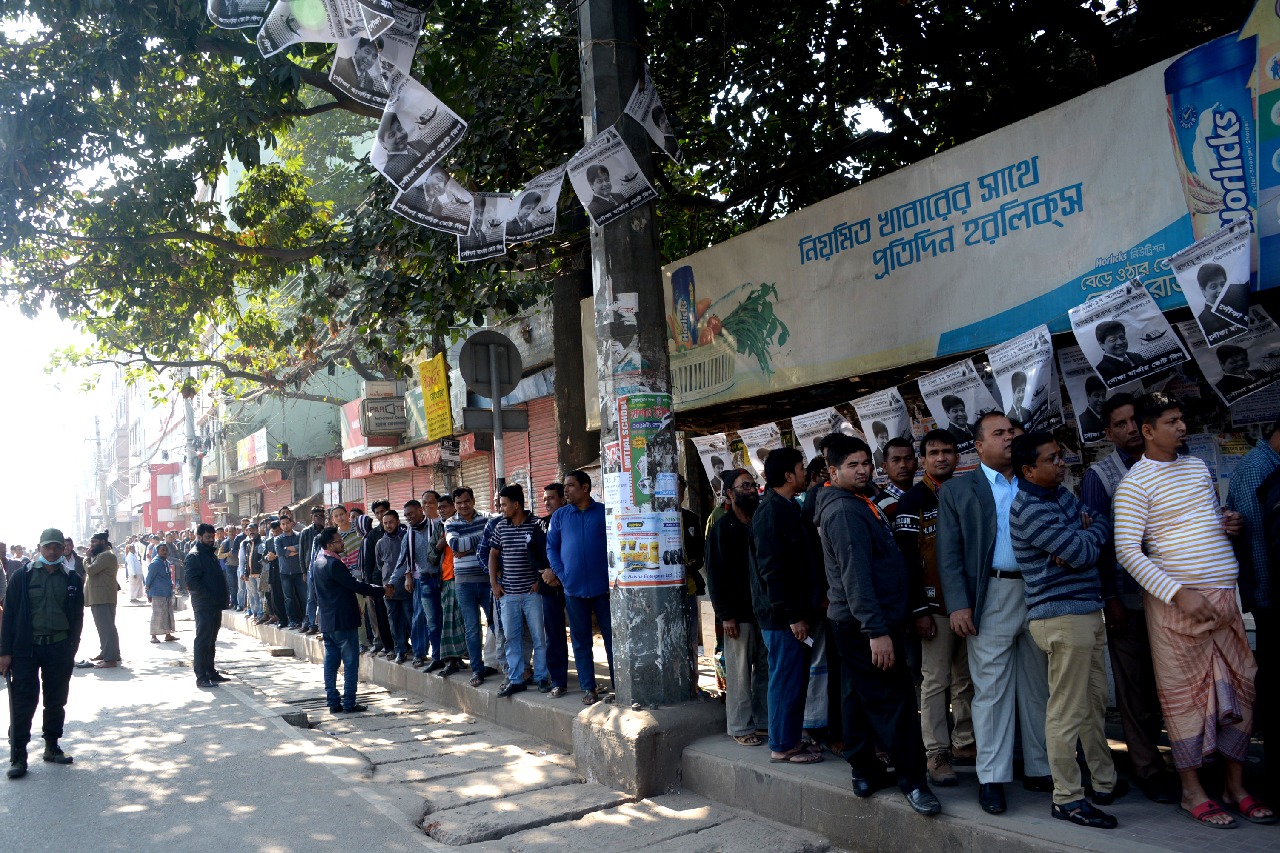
[282, 689, 386, 711]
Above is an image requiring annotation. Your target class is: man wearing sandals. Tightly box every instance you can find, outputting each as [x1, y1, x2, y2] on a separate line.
[1114, 393, 1274, 829]
[1010, 432, 1120, 830]
[707, 468, 768, 744]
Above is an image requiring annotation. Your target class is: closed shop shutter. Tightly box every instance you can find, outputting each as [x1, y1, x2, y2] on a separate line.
[461, 453, 493, 512]
[411, 468, 435, 502]
[387, 471, 414, 509]
[262, 482, 290, 514]
[527, 397, 559, 492]
[237, 493, 254, 518]
[364, 475, 389, 505]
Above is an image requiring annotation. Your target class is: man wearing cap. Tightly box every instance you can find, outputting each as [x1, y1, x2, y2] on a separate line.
[84, 531, 121, 668]
[0, 528, 85, 778]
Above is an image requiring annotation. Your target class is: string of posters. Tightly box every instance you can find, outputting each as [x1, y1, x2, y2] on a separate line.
[691, 218, 1280, 496]
[206, 0, 680, 260]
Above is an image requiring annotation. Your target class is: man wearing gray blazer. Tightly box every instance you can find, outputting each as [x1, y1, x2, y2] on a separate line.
[936, 412, 1050, 815]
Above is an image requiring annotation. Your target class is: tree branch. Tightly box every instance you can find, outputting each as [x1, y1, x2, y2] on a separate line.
[39, 228, 330, 263]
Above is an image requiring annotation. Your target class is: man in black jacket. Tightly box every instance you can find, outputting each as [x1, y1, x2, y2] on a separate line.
[707, 468, 768, 745]
[749, 446, 823, 764]
[0, 528, 85, 779]
[314, 526, 385, 713]
[185, 523, 229, 689]
[816, 435, 939, 815]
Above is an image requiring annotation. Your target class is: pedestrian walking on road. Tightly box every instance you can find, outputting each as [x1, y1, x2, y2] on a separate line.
[84, 531, 121, 669]
[0, 527, 84, 779]
[186, 524, 229, 689]
[146, 543, 178, 644]
[314, 526, 385, 713]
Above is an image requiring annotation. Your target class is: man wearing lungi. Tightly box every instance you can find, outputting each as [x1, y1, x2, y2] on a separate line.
[1115, 392, 1274, 829]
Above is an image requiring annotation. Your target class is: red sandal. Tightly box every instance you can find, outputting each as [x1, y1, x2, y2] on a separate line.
[1177, 800, 1237, 830]
[1224, 795, 1279, 825]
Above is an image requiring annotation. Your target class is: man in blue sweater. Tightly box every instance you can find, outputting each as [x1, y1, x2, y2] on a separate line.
[1009, 432, 1119, 830]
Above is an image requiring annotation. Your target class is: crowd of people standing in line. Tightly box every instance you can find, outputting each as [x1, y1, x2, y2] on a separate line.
[705, 396, 1280, 830]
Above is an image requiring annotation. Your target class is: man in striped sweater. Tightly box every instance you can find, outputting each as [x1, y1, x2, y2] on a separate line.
[1010, 432, 1118, 830]
[1114, 392, 1272, 829]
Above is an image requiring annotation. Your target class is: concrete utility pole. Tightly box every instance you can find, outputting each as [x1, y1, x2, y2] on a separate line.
[578, 0, 689, 706]
[184, 368, 203, 525]
[94, 416, 110, 535]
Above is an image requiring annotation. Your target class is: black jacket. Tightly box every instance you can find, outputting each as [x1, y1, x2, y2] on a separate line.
[314, 553, 383, 632]
[185, 543, 228, 608]
[0, 563, 84, 658]
[706, 510, 755, 624]
[814, 486, 916, 637]
[748, 488, 819, 630]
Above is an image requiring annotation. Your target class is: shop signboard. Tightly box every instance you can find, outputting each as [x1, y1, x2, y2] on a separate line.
[418, 352, 455, 440]
[236, 428, 269, 471]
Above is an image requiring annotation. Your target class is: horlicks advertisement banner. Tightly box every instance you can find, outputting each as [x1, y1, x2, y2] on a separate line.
[661, 43, 1270, 412]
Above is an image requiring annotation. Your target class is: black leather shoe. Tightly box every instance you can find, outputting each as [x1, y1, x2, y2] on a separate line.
[424, 659, 446, 673]
[1052, 799, 1117, 829]
[393, 653, 407, 664]
[209, 673, 230, 683]
[904, 787, 942, 816]
[42, 743, 73, 765]
[850, 769, 893, 799]
[439, 661, 460, 678]
[196, 679, 216, 688]
[979, 782, 1007, 814]
[1088, 778, 1130, 805]
[481, 665, 501, 677]
[497, 682, 527, 698]
[328, 705, 343, 713]
[7, 761, 27, 779]
[1022, 774, 1054, 793]
[1136, 772, 1180, 804]
[344, 704, 367, 713]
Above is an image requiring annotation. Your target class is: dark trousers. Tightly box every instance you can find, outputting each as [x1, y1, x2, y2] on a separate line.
[323, 628, 361, 710]
[8, 639, 74, 752]
[565, 592, 614, 692]
[832, 618, 927, 792]
[281, 573, 306, 625]
[1105, 606, 1166, 779]
[762, 628, 811, 753]
[269, 565, 286, 623]
[1254, 605, 1278, 783]
[385, 596, 413, 656]
[541, 585, 569, 689]
[223, 565, 238, 607]
[193, 604, 222, 681]
[365, 594, 393, 651]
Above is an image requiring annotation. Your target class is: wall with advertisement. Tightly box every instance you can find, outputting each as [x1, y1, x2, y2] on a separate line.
[661, 59, 1229, 412]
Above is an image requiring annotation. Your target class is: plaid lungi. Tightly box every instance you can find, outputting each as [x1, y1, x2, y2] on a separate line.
[1146, 587, 1257, 770]
[439, 579, 468, 659]
[150, 596, 175, 634]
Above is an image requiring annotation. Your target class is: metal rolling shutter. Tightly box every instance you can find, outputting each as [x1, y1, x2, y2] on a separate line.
[262, 482, 290, 515]
[387, 470, 414, 510]
[363, 475, 389, 505]
[237, 494, 254, 518]
[411, 468, 436, 502]
[527, 397, 560, 491]
[461, 453, 493, 512]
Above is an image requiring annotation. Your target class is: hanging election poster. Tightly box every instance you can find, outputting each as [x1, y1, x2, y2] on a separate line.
[566, 126, 657, 227]
[1068, 280, 1188, 390]
[917, 359, 1000, 455]
[790, 408, 856, 464]
[329, 3, 422, 109]
[1178, 307, 1280, 405]
[975, 359, 1004, 412]
[1167, 219, 1252, 348]
[371, 75, 467, 190]
[505, 167, 566, 245]
[357, 0, 395, 37]
[736, 423, 783, 480]
[457, 193, 514, 263]
[624, 67, 683, 165]
[207, 0, 271, 30]
[986, 324, 1063, 432]
[256, 0, 366, 58]
[851, 388, 914, 475]
[690, 433, 731, 497]
[390, 165, 474, 236]
[1057, 345, 1143, 445]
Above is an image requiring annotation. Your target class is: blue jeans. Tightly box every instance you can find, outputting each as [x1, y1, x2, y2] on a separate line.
[223, 565, 238, 607]
[305, 571, 318, 628]
[565, 593, 614, 692]
[281, 572, 306, 626]
[411, 574, 442, 660]
[500, 592, 548, 684]
[237, 574, 247, 609]
[385, 596, 413, 656]
[245, 574, 262, 617]
[322, 628, 361, 710]
[763, 628, 811, 753]
[453, 581, 492, 675]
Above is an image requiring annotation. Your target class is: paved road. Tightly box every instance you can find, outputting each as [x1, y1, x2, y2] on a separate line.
[0, 594, 834, 853]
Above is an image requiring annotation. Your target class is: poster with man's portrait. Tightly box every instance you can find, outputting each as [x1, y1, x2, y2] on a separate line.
[207, 0, 271, 30]
[457, 193, 514, 263]
[390, 165, 474, 236]
[371, 76, 467, 190]
[1068, 280, 1188, 390]
[851, 388, 913, 476]
[566, 126, 657, 227]
[506, 167, 565, 245]
[256, 0, 366, 58]
[986, 324, 1062, 432]
[790, 407, 856, 465]
[916, 359, 1000, 455]
[690, 433, 731, 498]
[329, 3, 422, 109]
[624, 67, 683, 165]
[1168, 219, 1252, 348]
[1177, 307, 1280, 406]
[735, 423, 784, 481]
[1057, 345, 1142, 445]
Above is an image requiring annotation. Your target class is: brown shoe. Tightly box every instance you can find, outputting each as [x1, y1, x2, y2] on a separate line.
[951, 743, 977, 765]
[928, 752, 958, 787]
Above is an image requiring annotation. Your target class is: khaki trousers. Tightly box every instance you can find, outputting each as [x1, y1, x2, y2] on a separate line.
[1030, 610, 1116, 805]
[919, 613, 975, 756]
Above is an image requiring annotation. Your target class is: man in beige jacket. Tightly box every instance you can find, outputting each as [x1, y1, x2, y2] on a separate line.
[83, 532, 121, 668]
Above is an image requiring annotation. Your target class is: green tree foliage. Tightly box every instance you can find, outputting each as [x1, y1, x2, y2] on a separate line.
[0, 0, 1254, 394]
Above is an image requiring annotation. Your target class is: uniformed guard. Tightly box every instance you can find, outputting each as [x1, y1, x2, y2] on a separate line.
[0, 527, 85, 779]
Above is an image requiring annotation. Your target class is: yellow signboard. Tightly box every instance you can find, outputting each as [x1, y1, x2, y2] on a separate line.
[418, 353, 454, 441]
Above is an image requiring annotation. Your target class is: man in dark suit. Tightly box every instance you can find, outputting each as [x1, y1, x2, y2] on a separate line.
[1077, 377, 1107, 441]
[185, 523, 229, 689]
[1005, 372, 1032, 427]
[1195, 263, 1250, 341]
[314, 526, 385, 713]
[586, 165, 627, 220]
[1215, 344, 1258, 397]
[936, 412, 1050, 815]
[940, 395, 973, 446]
[506, 191, 541, 240]
[1092, 321, 1148, 383]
